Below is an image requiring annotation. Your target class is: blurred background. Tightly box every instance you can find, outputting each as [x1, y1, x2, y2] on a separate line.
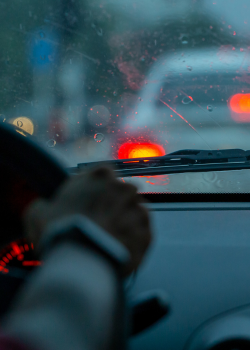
[2, 0, 250, 173]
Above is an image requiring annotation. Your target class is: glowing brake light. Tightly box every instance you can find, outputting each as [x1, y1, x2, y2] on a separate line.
[229, 94, 250, 122]
[118, 142, 165, 159]
[230, 94, 250, 113]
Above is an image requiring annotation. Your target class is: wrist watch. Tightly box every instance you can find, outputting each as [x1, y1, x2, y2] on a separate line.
[38, 214, 130, 271]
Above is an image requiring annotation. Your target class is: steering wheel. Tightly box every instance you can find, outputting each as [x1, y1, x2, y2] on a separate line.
[0, 123, 169, 334]
[0, 123, 68, 248]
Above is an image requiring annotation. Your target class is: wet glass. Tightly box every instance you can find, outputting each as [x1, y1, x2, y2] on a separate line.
[120, 170, 250, 193]
[2, 0, 250, 192]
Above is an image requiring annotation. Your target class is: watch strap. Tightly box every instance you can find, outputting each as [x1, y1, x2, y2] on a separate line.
[39, 214, 130, 270]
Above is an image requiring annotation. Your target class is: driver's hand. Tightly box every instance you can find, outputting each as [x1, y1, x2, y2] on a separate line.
[22, 167, 152, 275]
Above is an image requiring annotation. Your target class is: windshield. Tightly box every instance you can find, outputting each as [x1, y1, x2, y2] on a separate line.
[3, 0, 250, 192]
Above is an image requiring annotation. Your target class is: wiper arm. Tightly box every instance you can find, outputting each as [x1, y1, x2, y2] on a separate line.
[68, 149, 250, 177]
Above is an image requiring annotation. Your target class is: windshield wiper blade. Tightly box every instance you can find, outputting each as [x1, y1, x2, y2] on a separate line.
[68, 149, 250, 177]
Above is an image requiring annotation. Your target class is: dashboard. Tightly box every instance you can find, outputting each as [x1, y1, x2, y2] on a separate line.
[129, 201, 250, 350]
[1, 197, 250, 349]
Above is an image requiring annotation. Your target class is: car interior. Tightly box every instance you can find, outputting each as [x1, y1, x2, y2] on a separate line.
[2, 0, 250, 349]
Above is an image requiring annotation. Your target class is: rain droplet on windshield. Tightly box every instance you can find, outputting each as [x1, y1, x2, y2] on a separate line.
[0, 115, 6, 123]
[17, 120, 23, 127]
[96, 28, 103, 36]
[88, 105, 110, 128]
[182, 96, 193, 104]
[46, 139, 56, 148]
[94, 133, 105, 143]
[187, 66, 192, 71]
[207, 105, 213, 111]
[181, 35, 189, 44]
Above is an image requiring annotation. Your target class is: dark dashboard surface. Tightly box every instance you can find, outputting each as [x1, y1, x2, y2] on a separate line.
[130, 202, 250, 350]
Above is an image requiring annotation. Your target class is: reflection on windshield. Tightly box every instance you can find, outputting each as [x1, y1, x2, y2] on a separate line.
[122, 170, 250, 193]
[2, 1, 250, 179]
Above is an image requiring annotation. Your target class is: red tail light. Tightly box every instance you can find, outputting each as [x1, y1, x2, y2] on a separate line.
[230, 94, 250, 113]
[118, 142, 165, 159]
[229, 94, 250, 122]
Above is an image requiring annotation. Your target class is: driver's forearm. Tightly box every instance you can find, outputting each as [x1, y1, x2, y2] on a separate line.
[2, 241, 126, 350]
